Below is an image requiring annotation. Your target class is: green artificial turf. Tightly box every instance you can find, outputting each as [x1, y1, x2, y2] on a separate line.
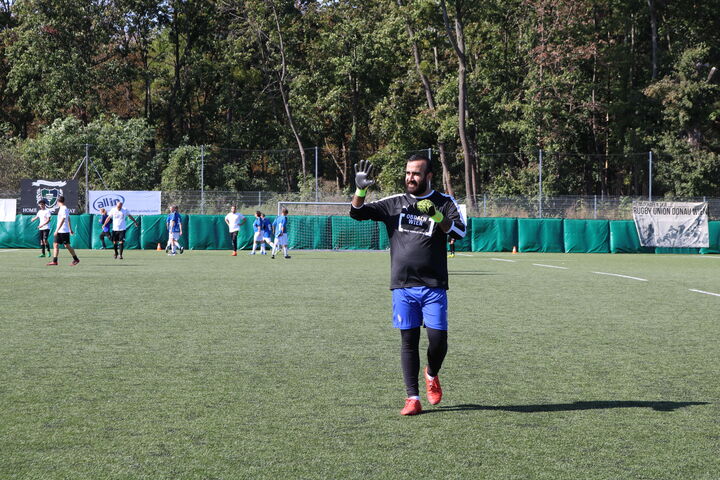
[1, 249, 718, 479]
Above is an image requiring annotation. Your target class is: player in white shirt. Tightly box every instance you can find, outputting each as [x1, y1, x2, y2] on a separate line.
[102, 201, 139, 260]
[30, 199, 52, 257]
[224, 205, 246, 256]
[46, 196, 79, 266]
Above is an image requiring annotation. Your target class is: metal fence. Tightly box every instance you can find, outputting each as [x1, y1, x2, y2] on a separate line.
[4, 190, 720, 220]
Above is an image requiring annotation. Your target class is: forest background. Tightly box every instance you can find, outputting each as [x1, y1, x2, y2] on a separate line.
[0, 0, 718, 207]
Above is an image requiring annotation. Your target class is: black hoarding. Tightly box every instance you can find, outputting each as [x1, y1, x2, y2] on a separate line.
[20, 179, 79, 214]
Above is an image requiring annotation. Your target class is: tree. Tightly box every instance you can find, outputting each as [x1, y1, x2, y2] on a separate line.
[440, 0, 476, 206]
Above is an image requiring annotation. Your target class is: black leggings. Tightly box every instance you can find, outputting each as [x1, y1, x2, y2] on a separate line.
[400, 327, 448, 397]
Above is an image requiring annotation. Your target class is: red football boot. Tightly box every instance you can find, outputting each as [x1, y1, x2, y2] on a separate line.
[424, 367, 442, 405]
[400, 398, 422, 416]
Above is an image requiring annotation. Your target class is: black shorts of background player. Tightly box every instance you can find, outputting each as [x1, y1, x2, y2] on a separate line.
[111, 230, 126, 244]
[448, 237, 456, 258]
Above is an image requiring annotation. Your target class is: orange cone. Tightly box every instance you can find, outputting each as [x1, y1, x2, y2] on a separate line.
[512, 246, 518, 254]
[157, 242, 162, 251]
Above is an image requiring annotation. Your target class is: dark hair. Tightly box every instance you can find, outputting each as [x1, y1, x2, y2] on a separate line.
[38, 199, 46, 205]
[282, 208, 288, 215]
[407, 154, 432, 174]
[58, 195, 65, 203]
[256, 210, 261, 216]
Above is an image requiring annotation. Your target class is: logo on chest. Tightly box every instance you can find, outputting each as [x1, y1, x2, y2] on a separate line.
[398, 210, 434, 237]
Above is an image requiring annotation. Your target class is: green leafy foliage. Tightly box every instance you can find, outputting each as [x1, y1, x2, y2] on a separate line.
[0, 0, 718, 197]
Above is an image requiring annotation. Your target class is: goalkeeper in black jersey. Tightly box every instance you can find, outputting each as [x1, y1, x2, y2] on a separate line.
[350, 155, 466, 415]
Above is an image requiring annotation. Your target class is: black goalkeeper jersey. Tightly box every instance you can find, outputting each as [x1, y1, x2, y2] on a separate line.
[350, 190, 466, 290]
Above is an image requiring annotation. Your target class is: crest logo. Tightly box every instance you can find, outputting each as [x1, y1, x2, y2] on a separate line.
[37, 188, 62, 208]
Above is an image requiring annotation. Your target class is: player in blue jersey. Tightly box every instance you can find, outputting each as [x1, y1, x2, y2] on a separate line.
[350, 155, 466, 415]
[165, 205, 183, 255]
[98, 207, 111, 249]
[271, 208, 290, 259]
[250, 211, 263, 255]
[260, 213, 275, 255]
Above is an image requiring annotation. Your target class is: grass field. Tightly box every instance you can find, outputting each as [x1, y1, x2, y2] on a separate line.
[1, 248, 719, 479]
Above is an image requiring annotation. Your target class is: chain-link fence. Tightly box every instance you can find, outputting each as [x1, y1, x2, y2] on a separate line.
[5, 189, 720, 220]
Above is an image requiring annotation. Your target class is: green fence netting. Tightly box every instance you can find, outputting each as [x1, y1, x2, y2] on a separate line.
[518, 218, 564, 253]
[289, 215, 330, 250]
[332, 216, 379, 250]
[563, 219, 610, 253]
[471, 218, 517, 252]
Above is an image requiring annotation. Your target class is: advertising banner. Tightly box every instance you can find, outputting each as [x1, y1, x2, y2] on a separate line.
[632, 201, 709, 248]
[20, 179, 79, 214]
[88, 191, 161, 215]
[0, 199, 16, 221]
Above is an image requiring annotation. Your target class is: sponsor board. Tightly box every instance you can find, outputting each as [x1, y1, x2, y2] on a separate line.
[20, 179, 79, 214]
[88, 191, 161, 215]
[632, 201, 709, 248]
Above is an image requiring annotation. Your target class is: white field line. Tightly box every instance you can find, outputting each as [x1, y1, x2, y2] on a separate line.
[456, 253, 474, 257]
[532, 263, 568, 270]
[0, 249, 19, 253]
[490, 258, 515, 263]
[592, 271, 647, 282]
[689, 289, 720, 297]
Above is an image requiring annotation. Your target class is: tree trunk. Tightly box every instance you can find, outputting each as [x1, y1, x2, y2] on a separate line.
[271, 4, 306, 178]
[647, 0, 658, 80]
[440, 0, 475, 207]
[398, 0, 454, 196]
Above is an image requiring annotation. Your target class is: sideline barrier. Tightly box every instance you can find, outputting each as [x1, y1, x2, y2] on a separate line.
[472, 217, 516, 252]
[188, 215, 231, 250]
[518, 218, 564, 253]
[609, 220, 654, 253]
[563, 219, 609, 253]
[700, 222, 720, 254]
[3, 215, 719, 254]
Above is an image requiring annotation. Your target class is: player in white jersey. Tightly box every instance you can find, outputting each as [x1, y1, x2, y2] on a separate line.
[46, 196, 80, 266]
[102, 201, 139, 260]
[30, 199, 52, 257]
[224, 205, 246, 256]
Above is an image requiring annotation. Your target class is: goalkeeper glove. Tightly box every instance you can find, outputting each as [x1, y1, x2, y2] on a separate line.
[415, 199, 444, 223]
[353, 160, 375, 197]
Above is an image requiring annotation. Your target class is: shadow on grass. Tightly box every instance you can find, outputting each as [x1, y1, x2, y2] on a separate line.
[430, 400, 709, 414]
[448, 271, 497, 276]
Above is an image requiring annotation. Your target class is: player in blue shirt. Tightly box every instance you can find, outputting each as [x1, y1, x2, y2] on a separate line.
[165, 205, 184, 255]
[271, 208, 290, 259]
[250, 211, 263, 255]
[98, 207, 111, 249]
[260, 213, 275, 255]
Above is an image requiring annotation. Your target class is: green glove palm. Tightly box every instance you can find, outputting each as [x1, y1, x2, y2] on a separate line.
[415, 199, 444, 223]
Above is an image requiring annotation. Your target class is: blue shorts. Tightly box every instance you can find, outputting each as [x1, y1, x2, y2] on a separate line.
[391, 287, 448, 331]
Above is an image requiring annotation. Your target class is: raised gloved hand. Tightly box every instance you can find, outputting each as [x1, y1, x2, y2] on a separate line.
[353, 160, 375, 196]
[415, 199, 444, 223]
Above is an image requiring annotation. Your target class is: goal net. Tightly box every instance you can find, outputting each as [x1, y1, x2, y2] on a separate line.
[277, 201, 388, 251]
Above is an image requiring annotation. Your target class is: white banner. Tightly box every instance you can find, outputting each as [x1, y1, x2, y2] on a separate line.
[632, 201, 709, 248]
[88, 191, 161, 215]
[0, 199, 16, 222]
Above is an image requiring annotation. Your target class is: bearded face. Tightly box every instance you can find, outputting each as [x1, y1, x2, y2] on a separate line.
[405, 159, 432, 196]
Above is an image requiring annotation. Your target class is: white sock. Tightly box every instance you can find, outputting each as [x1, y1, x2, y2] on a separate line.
[426, 371, 435, 381]
[408, 396, 420, 400]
